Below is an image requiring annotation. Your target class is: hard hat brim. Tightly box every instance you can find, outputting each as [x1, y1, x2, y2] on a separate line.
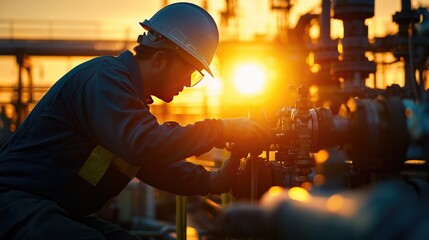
[140, 20, 214, 77]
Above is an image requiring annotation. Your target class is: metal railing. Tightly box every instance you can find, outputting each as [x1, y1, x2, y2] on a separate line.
[0, 19, 133, 40]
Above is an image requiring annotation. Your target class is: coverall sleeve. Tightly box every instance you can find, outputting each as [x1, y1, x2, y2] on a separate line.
[74, 62, 224, 166]
[136, 160, 211, 196]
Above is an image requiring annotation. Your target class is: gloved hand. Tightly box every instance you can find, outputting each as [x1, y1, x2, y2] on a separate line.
[209, 152, 244, 194]
[221, 118, 272, 155]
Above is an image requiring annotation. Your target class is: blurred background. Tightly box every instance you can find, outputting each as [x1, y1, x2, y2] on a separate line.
[0, 0, 414, 125]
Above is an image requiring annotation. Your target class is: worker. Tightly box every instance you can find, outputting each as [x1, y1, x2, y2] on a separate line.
[0, 2, 271, 240]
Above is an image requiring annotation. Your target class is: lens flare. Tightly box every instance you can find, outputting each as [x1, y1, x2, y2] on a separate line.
[233, 63, 266, 95]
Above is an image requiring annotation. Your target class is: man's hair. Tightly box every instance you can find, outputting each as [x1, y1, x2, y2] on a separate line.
[133, 44, 159, 60]
[133, 44, 179, 61]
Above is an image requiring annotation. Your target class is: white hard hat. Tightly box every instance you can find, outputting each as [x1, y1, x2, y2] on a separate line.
[138, 2, 219, 84]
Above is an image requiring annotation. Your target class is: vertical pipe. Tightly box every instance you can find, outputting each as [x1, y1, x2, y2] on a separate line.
[320, 0, 331, 46]
[250, 156, 259, 204]
[143, 183, 155, 219]
[176, 196, 187, 240]
[402, 0, 411, 10]
[247, 102, 259, 204]
[27, 62, 33, 104]
[15, 54, 23, 126]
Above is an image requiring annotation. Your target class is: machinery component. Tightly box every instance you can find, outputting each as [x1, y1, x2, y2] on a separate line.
[0, 106, 15, 147]
[372, 0, 429, 100]
[392, 0, 421, 96]
[222, 0, 429, 238]
[292, 95, 426, 185]
[217, 148, 429, 239]
[342, 97, 408, 175]
[232, 156, 287, 200]
[232, 90, 428, 199]
[403, 99, 429, 160]
[218, 180, 429, 240]
[293, 86, 314, 185]
[233, 2, 428, 189]
[331, 0, 377, 93]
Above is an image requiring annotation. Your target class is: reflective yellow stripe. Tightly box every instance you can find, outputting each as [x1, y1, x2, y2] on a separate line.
[79, 145, 140, 186]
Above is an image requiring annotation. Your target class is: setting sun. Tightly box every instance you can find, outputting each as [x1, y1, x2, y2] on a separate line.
[233, 63, 267, 95]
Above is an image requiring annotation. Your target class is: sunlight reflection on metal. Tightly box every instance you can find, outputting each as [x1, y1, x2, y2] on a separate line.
[326, 194, 344, 213]
[301, 181, 313, 192]
[288, 187, 310, 203]
[314, 149, 329, 164]
[267, 186, 285, 198]
[313, 174, 325, 187]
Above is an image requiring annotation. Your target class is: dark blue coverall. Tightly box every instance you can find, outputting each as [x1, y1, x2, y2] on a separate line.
[0, 50, 225, 239]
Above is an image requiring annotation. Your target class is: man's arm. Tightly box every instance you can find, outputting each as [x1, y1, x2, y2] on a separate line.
[137, 160, 212, 196]
[137, 152, 243, 196]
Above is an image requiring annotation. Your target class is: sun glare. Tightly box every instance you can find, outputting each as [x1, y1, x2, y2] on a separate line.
[200, 76, 222, 97]
[233, 63, 267, 95]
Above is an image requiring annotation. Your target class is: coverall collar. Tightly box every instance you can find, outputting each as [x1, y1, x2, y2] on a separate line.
[117, 50, 154, 105]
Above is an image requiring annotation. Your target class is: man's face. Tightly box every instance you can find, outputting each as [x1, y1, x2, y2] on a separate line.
[152, 54, 194, 103]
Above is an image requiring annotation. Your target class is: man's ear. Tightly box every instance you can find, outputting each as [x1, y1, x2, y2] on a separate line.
[152, 51, 168, 70]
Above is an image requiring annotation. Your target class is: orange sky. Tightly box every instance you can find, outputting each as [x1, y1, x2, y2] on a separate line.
[1, 0, 420, 41]
[0, 0, 427, 88]
[0, 0, 413, 39]
[0, 0, 318, 40]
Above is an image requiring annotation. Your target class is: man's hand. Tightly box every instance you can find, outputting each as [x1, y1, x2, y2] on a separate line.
[209, 152, 244, 194]
[221, 118, 272, 155]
